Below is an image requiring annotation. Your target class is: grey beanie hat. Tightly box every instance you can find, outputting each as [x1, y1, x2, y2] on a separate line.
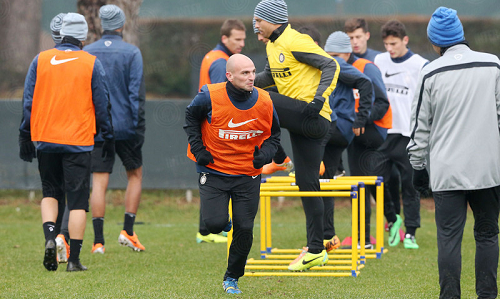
[254, 0, 288, 25]
[50, 13, 67, 44]
[60, 13, 88, 41]
[100, 4, 126, 31]
[324, 31, 352, 53]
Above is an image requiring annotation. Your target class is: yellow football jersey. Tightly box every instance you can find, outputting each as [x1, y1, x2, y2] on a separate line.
[265, 25, 340, 120]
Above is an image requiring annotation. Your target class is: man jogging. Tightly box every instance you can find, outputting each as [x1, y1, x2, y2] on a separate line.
[185, 54, 280, 294]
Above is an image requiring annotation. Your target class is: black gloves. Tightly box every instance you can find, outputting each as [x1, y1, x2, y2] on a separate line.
[101, 139, 115, 162]
[413, 168, 430, 196]
[195, 149, 214, 166]
[302, 98, 324, 116]
[253, 146, 267, 169]
[19, 134, 36, 162]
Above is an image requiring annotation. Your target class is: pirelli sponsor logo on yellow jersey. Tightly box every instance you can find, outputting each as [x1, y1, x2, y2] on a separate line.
[271, 67, 292, 78]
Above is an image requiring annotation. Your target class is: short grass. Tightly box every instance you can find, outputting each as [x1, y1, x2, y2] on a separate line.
[0, 190, 479, 298]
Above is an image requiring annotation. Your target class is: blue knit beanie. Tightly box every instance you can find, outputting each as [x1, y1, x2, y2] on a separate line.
[427, 7, 465, 47]
[50, 13, 67, 44]
[254, 0, 288, 25]
[100, 4, 126, 31]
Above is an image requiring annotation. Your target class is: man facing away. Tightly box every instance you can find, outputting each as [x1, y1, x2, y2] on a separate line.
[408, 7, 500, 298]
[48, 12, 72, 264]
[19, 13, 114, 271]
[184, 54, 280, 294]
[84, 4, 146, 253]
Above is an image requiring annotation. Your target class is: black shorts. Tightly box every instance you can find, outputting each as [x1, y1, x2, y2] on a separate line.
[91, 135, 144, 173]
[37, 151, 91, 211]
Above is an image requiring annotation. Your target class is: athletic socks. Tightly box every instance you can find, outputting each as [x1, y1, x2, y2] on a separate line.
[68, 239, 83, 263]
[124, 212, 136, 236]
[92, 217, 105, 245]
[42, 222, 56, 243]
[406, 227, 416, 237]
[309, 248, 322, 254]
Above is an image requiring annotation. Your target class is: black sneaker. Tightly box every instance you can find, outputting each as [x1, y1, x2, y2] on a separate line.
[43, 240, 58, 271]
[66, 260, 88, 272]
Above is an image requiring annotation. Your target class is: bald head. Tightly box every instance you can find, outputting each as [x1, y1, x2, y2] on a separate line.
[226, 54, 256, 92]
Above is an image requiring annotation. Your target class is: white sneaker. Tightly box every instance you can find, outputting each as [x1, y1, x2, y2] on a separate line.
[357, 242, 374, 250]
[334, 170, 346, 179]
[55, 234, 69, 263]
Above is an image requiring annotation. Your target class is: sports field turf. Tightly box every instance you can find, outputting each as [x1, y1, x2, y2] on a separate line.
[0, 190, 479, 298]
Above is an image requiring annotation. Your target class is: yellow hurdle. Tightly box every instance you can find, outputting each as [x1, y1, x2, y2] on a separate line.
[227, 199, 232, 259]
[260, 176, 386, 258]
[259, 182, 385, 258]
[249, 185, 362, 277]
[225, 175, 385, 277]
[244, 271, 361, 277]
[246, 258, 352, 265]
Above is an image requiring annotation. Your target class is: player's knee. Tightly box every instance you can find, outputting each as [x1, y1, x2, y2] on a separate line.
[204, 216, 228, 234]
[232, 228, 253, 253]
[474, 221, 499, 240]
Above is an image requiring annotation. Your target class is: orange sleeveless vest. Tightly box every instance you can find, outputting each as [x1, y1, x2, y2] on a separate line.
[198, 50, 230, 91]
[352, 58, 392, 129]
[187, 82, 274, 176]
[31, 48, 97, 146]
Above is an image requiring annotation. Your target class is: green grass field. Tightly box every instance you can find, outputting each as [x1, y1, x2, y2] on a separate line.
[0, 190, 479, 298]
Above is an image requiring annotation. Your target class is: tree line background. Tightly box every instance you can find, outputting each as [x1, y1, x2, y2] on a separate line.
[1, 0, 500, 99]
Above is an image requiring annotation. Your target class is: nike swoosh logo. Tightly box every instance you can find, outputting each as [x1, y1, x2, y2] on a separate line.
[252, 175, 258, 179]
[385, 71, 403, 78]
[228, 118, 258, 128]
[302, 256, 321, 265]
[50, 56, 79, 65]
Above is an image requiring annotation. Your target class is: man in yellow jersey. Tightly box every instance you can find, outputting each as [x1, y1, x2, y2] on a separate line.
[253, 0, 345, 271]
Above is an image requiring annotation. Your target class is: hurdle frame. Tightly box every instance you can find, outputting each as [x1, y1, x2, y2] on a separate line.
[260, 176, 386, 258]
[245, 187, 361, 277]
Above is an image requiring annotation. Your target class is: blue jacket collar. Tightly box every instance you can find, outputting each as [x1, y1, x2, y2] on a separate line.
[55, 43, 82, 51]
[215, 42, 232, 56]
[102, 34, 123, 41]
[391, 49, 414, 63]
